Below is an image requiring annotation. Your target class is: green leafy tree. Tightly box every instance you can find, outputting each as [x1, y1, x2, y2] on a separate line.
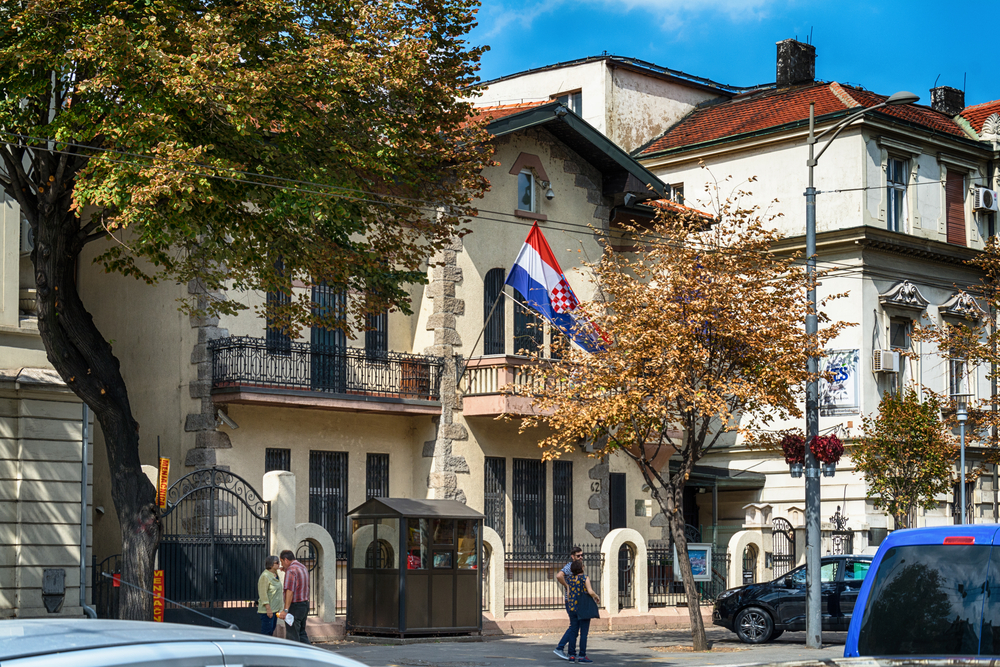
[851, 388, 956, 529]
[0, 0, 488, 619]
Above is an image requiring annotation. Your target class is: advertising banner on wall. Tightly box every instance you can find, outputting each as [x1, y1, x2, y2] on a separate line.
[820, 349, 860, 415]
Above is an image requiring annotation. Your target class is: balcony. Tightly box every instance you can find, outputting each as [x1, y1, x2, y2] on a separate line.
[209, 336, 443, 415]
[460, 355, 550, 417]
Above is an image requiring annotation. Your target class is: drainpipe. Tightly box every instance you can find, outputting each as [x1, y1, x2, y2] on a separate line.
[80, 403, 96, 618]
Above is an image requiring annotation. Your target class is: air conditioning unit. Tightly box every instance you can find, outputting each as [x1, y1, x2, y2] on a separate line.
[19, 214, 33, 255]
[872, 349, 900, 373]
[973, 187, 999, 212]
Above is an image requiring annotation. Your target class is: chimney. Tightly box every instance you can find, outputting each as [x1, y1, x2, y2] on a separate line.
[930, 86, 964, 116]
[776, 39, 816, 86]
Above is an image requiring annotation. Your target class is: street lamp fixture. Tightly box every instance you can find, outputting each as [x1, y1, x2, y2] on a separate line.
[952, 392, 972, 525]
[802, 90, 919, 649]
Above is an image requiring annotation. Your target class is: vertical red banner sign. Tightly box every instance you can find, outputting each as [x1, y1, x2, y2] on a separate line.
[112, 573, 121, 588]
[152, 569, 165, 622]
[157, 457, 170, 508]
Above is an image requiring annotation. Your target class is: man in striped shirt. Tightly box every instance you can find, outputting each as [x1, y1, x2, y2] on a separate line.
[278, 550, 310, 643]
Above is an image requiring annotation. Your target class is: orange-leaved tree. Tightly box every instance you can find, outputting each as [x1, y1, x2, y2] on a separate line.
[514, 193, 848, 650]
[850, 387, 956, 529]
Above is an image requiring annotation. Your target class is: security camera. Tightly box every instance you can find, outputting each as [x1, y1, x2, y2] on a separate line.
[216, 409, 239, 430]
[623, 193, 637, 207]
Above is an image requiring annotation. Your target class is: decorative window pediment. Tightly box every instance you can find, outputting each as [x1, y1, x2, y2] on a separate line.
[939, 292, 985, 321]
[879, 281, 930, 315]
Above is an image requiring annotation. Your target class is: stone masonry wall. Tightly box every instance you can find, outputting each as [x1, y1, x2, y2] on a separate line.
[184, 279, 230, 469]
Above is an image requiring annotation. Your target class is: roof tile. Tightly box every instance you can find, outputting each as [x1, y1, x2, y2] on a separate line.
[961, 100, 1000, 134]
[638, 83, 967, 156]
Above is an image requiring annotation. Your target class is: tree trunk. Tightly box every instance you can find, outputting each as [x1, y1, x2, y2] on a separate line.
[669, 510, 709, 650]
[32, 199, 159, 621]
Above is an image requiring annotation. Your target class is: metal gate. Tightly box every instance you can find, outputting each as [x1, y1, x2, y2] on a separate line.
[742, 544, 758, 585]
[159, 468, 270, 632]
[830, 506, 853, 554]
[772, 518, 795, 579]
[617, 544, 635, 610]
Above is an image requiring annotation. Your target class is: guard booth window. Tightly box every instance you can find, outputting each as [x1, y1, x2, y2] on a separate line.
[309, 451, 349, 555]
[484, 269, 506, 355]
[512, 459, 545, 552]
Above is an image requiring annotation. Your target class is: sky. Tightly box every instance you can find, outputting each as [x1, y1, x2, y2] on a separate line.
[467, 0, 997, 108]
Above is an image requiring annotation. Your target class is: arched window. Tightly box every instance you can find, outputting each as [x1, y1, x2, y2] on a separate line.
[513, 288, 542, 355]
[484, 268, 505, 355]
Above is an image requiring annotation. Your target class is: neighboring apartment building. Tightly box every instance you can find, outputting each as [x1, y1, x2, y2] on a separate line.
[473, 55, 763, 155]
[632, 40, 1000, 541]
[84, 101, 720, 566]
[0, 194, 93, 618]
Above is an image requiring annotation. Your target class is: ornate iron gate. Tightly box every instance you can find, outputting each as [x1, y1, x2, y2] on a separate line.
[772, 518, 795, 579]
[617, 544, 635, 610]
[742, 544, 758, 585]
[830, 506, 853, 555]
[159, 468, 270, 632]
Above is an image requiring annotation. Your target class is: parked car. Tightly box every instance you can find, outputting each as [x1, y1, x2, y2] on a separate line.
[845, 524, 1000, 657]
[0, 619, 370, 667]
[713, 553, 873, 643]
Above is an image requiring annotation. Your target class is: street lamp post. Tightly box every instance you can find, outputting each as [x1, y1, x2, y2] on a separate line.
[954, 393, 971, 524]
[803, 90, 919, 649]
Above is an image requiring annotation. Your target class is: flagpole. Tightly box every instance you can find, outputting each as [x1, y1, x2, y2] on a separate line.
[458, 288, 505, 383]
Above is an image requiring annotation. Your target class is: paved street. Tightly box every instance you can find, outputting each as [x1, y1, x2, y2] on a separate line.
[322, 629, 849, 667]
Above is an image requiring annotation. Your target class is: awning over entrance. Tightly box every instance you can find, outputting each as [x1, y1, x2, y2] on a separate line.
[669, 462, 767, 492]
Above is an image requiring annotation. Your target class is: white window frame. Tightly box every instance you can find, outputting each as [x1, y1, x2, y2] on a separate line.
[553, 90, 582, 115]
[670, 183, 684, 205]
[517, 169, 536, 212]
[886, 157, 908, 233]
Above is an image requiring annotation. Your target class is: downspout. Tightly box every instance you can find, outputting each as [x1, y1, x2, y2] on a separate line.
[990, 157, 998, 522]
[80, 403, 96, 618]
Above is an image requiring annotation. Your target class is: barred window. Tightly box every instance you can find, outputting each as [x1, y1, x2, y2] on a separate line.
[266, 258, 291, 355]
[484, 457, 506, 543]
[309, 451, 348, 554]
[513, 288, 542, 355]
[553, 460, 572, 554]
[265, 448, 290, 473]
[365, 309, 388, 358]
[512, 458, 545, 552]
[484, 269, 506, 355]
[366, 453, 389, 500]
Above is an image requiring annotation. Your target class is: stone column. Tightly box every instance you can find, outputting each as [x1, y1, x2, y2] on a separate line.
[184, 279, 231, 469]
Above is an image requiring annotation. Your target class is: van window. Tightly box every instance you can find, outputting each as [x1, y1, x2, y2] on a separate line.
[978, 547, 1000, 654]
[856, 545, 990, 655]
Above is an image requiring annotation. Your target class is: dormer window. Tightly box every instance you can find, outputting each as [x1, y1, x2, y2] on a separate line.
[554, 91, 582, 115]
[518, 169, 535, 212]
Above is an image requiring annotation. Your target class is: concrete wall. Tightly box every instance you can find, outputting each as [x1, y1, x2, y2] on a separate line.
[0, 370, 91, 618]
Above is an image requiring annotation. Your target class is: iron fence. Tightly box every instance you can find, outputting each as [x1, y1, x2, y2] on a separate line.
[92, 553, 121, 619]
[209, 336, 443, 401]
[504, 544, 604, 611]
[648, 548, 730, 607]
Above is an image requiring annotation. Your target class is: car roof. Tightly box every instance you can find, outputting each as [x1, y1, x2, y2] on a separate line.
[0, 619, 321, 660]
[880, 524, 1000, 548]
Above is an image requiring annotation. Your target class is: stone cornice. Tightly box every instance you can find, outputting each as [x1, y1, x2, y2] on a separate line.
[772, 226, 981, 269]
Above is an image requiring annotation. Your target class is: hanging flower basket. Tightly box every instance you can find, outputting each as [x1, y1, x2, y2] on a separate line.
[781, 433, 806, 465]
[810, 434, 844, 465]
[822, 462, 836, 477]
[789, 462, 804, 478]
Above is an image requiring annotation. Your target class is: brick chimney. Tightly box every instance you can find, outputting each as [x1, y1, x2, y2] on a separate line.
[776, 39, 816, 86]
[930, 86, 964, 116]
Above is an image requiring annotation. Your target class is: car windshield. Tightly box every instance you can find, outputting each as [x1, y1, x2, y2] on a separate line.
[856, 544, 990, 655]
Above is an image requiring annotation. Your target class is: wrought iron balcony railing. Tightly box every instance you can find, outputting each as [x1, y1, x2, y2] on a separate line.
[209, 336, 442, 402]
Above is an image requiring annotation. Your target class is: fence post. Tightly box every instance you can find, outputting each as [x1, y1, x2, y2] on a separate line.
[599, 528, 648, 616]
[482, 526, 505, 619]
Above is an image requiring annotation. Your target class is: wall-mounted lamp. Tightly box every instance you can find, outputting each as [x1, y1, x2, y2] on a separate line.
[217, 409, 239, 430]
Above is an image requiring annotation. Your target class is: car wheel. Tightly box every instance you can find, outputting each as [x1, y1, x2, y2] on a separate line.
[735, 606, 773, 644]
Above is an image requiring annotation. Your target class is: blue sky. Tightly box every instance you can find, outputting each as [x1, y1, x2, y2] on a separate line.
[468, 0, 997, 107]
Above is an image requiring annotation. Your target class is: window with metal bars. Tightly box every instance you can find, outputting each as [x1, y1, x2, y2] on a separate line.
[266, 258, 292, 355]
[309, 451, 348, 555]
[553, 460, 572, 554]
[265, 448, 291, 472]
[366, 453, 389, 499]
[484, 269, 506, 355]
[513, 288, 542, 355]
[311, 284, 348, 391]
[365, 309, 389, 358]
[512, 458, 545, 552]
[484, 457, 506, 543]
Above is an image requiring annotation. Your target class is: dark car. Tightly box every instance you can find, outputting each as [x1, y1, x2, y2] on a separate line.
[713, 553, 873, 643]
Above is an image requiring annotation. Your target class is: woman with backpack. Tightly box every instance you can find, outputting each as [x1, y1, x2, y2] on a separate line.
[555, 558, 600, 662]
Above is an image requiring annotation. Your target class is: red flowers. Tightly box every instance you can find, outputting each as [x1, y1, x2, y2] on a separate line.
[781, 432, 843, 464]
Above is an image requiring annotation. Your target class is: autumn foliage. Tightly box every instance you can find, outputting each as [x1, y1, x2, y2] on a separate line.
[514, 191, 847, 650]
[851, 388, 956, 529]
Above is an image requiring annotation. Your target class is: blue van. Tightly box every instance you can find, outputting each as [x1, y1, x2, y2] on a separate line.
[844, 524, 1000, 657]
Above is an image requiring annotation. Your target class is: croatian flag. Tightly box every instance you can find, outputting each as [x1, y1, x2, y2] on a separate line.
[505, 223, 606, 353]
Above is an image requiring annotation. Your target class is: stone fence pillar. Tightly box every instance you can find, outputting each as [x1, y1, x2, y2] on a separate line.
[482, 526, 505, 619]
[600, 528, 648, 615]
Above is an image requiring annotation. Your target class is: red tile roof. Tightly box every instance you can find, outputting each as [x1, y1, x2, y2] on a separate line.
[961, 100, 1000, 134]
[645, 198, 713, 219]
[637, 82, 967, 156]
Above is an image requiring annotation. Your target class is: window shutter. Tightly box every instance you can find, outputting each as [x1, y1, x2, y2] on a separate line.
[484, 269, 506, 355]
[946, 171, 966, 246]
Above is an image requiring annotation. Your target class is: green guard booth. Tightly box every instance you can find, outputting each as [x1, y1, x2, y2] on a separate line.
[346, 498, 483, 636]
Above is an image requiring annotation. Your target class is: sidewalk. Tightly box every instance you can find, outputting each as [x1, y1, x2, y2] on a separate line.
[305, 608, 714, 642]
